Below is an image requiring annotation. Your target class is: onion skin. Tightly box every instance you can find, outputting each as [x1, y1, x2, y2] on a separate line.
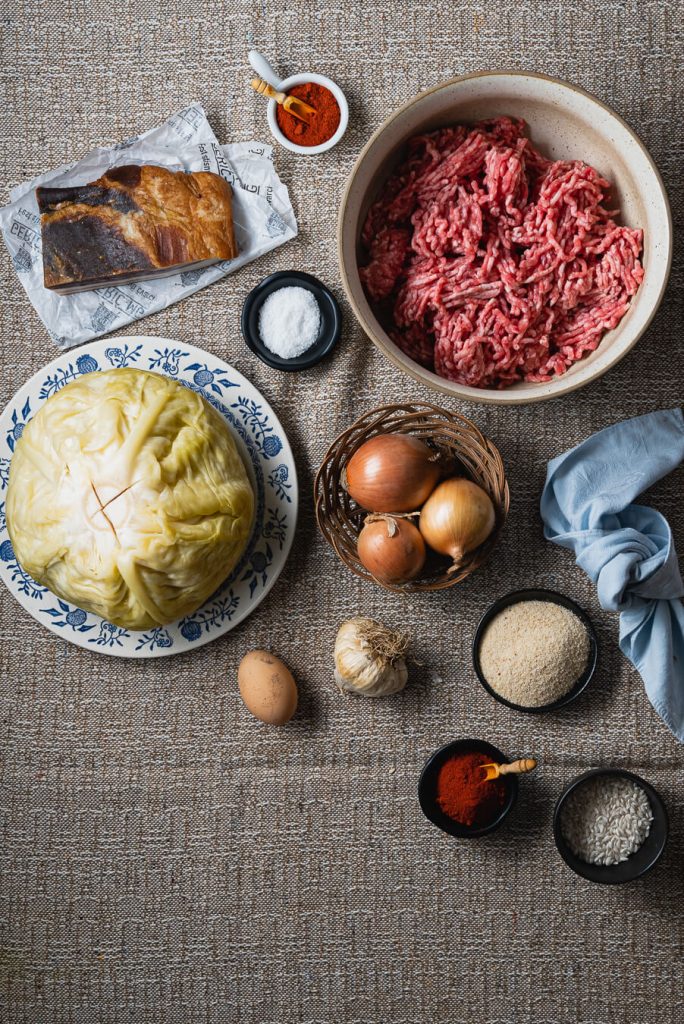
[344, 434, 441, 512]
[357, 515, 426, 585]
[419, 477, 495, 567]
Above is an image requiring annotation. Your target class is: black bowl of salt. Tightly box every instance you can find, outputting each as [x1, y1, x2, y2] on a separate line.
[241, 270, 342, 372]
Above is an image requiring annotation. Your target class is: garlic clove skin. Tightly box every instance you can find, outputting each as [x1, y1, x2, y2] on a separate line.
[334, 658, 408, 697]
[333, 617, 409, 697]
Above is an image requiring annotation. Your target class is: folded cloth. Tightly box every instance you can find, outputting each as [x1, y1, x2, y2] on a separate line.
[540, 408, 684, 740]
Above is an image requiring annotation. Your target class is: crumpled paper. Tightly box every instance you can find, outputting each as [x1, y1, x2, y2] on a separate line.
[0, 103, 297, 348]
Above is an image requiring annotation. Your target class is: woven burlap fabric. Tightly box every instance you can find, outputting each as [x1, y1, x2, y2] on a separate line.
[1, 2, 683, 1022]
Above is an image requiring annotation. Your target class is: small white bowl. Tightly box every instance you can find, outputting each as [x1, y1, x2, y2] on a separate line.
[266, 72, 349, 155]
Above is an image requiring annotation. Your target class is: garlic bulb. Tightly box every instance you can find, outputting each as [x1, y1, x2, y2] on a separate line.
[334, 617, 409, 696]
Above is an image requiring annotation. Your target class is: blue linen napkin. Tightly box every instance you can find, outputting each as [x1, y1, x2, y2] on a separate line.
[540, 408, 684, 740]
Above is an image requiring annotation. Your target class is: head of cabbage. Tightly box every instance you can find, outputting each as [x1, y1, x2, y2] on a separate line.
[6, 368, 255, 630]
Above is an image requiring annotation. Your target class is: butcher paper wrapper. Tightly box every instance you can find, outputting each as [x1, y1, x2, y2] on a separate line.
[0, 103, 297, 348]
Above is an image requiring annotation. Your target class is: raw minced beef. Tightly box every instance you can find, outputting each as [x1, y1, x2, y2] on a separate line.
[360, 117, 644, 388]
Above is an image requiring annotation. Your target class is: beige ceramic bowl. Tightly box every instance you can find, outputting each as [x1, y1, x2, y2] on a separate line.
[338, 71, 672, 405]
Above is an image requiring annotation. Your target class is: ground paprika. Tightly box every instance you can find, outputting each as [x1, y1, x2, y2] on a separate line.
[436, 750, 507, 827]
[276, 81, 341, 147]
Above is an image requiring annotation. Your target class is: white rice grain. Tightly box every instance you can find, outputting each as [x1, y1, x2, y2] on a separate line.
[559, 775, 653, 866]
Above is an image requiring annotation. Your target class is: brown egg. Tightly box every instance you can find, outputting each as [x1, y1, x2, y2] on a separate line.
[238, 650, 298, 725]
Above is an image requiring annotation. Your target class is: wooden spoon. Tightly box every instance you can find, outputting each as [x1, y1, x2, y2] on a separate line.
[250, 78, 316, 125]
[480, 758, 537, 782]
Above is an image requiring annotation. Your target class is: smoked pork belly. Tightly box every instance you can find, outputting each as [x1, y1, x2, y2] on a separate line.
[37, 164, 238, 293]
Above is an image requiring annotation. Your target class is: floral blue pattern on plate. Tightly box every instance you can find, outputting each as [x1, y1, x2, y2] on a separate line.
[0, 336, 298, 658]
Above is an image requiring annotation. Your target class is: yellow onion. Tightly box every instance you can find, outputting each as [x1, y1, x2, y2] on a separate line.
[419, 477, 495, 568]
[343, 434, 441, 512]
[357, 514, 426, 585]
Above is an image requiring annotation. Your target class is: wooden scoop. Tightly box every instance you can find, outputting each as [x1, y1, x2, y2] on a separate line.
[250, 78, 316, 125]
[480, 758, 537, 781]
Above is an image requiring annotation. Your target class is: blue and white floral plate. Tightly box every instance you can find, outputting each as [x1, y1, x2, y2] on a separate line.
[0, 336, 298, 658]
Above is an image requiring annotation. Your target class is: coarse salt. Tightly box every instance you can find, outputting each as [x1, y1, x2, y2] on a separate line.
[258, 286, 321, 360]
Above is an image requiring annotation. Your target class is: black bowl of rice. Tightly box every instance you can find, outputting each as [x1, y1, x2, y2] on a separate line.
[553, 768, 668, 884]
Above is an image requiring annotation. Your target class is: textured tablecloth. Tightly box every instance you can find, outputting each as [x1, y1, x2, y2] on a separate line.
[1, 3, 683, 1022]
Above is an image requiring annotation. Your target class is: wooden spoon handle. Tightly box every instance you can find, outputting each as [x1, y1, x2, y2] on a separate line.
[250, 78, 314, 124]
[251, 78, 286, 103]
[498, 758, 537, 775]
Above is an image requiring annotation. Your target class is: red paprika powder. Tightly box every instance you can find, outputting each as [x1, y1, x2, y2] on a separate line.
[276, 81, 341, 147]
[436, 750, 507, 827]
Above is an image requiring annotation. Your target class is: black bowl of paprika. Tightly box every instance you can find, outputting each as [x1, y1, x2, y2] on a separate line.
[418, 738, 519, 838]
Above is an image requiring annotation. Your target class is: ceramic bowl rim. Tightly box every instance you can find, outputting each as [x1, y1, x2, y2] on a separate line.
[552, 767, 669, 884]
[418, 737, 519, 838]
[240, 270, 342, 371]
[266, 72, 349, 154]
[471, 588, 598, 713]
[337, 69, 673, 406]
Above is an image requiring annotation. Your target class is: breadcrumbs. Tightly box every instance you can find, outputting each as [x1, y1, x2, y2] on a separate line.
[478, 599, 590, 707]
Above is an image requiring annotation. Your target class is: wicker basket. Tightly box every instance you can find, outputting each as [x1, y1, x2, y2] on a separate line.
[314, 403, 509, 592]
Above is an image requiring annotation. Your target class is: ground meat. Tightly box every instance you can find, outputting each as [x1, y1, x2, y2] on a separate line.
[359, 117, 644, 388]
